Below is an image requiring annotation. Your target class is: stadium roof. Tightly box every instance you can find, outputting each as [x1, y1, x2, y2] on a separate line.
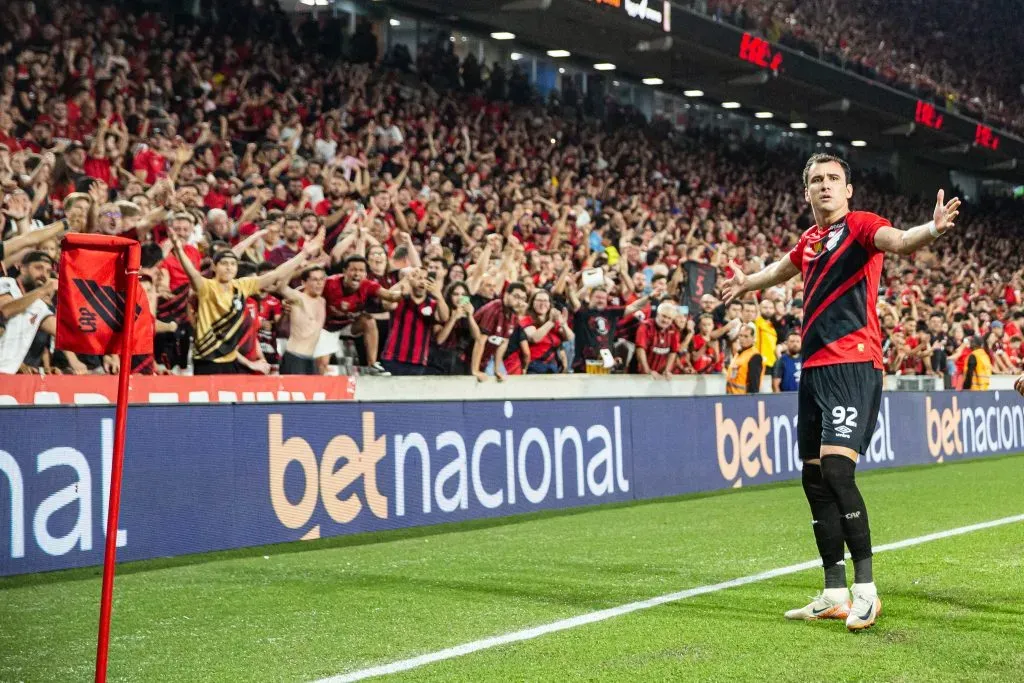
[384, 0, 1024, 185]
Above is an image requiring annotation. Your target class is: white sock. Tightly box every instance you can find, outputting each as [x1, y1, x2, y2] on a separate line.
[852, 581, 877, 596]
[823, 587, 850, 601]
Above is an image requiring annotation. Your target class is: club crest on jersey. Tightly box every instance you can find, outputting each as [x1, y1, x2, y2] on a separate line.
[826, 225, 845, 252]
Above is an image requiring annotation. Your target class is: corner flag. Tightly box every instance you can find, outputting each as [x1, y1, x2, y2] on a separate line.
[55, 233, 149, 683]
[56, 233, 153, 356]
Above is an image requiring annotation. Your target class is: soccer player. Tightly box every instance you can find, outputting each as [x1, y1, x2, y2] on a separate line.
[722, 153, 960, 631]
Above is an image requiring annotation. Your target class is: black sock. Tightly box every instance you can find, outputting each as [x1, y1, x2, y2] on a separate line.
[853, 557, 873, 585]
[820, 455, 873, 583]
[801, 464, 847, 589]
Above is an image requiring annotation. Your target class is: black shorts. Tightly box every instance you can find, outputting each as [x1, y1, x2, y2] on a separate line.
[280, 351, 318, 375]
[193, 359, 241, 375]
[798, 362, 882, 460]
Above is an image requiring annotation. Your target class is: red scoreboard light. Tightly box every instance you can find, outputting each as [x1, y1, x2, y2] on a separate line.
[975, 124, 1000, 150]
[914, 100, 944, 130]
[738, 32, 782, 71]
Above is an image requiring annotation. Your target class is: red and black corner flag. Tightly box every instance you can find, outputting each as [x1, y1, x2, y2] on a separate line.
[56, 233, 153, 356]
[54, 233, 152, 683]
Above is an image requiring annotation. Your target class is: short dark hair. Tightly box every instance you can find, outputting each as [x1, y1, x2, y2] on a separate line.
[21, 251, 53, 267]
[787, 330, 801, 339]
[343, 254, 368, 271]
[802, 153, 851, 187]
[505, 281, 528, 297]
[303, 265, 326, 281]
[140, 243, 165, 269]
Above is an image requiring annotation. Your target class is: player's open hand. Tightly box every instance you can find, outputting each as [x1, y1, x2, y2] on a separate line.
[720, 261, 747, 305]
[933, 189, 961, 234]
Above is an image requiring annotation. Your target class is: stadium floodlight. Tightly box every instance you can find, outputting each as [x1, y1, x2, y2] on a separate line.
[721, 101, 741, 109]
[547, 50, 571, 58]
[594, 63, 616, 71]
[851, 140, 867, 147]
[754, 111, 773, 119]
[510, 52, 524, 61]
[817, 129, 834, 137]
[683, 90, 704, 97]
[491, 32, 516, 40]
[790, 122, 808, 129]
[558, 67, 566, 74]
[642, 77, 664, 85]
[389, 19, 400, 26]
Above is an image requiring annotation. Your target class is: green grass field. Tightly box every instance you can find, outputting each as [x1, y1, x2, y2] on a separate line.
[3, 455, 1024, 682]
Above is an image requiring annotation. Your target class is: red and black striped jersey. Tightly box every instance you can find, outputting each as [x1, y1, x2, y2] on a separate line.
[788, 211, 889, 370]
[382, 294, 440, 366]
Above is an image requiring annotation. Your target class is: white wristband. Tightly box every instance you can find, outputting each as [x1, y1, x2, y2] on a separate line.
[928, 221, 940, 238]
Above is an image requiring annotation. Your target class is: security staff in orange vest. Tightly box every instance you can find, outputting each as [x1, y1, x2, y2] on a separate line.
[726, 323, 764, 394]
[962, 335, 992, 390]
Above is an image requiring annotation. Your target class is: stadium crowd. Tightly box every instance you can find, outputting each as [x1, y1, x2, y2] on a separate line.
[703, 0, 1024, 136]
[0, 0, 1021, 390]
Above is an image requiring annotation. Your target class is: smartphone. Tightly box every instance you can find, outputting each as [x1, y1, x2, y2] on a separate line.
[427, 271, 437, 282]
[681, 305, 689, 316]
[459, 295, 471, 306]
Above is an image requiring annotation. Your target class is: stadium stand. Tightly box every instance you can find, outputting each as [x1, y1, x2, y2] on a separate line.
[702, 0, 1024, 136]
[1, 0, 1022, 388]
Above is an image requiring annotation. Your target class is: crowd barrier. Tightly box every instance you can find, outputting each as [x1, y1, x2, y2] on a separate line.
[6, 373, 1020, 406]
[1, 390, 1021, 576]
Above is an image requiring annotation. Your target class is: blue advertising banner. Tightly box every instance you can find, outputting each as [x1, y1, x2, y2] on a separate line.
[2, 391, 1022, 576]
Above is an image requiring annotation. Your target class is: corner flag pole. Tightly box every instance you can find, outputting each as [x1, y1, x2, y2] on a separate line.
[94, 242, 141, 683]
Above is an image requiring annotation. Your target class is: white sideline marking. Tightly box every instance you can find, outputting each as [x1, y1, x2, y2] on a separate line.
[317, 513, 1024, 682]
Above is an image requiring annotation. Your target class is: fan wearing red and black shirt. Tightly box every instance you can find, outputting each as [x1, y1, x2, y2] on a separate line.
[722, 153, 962, 631]
[634, 302, 681, 379]
[471, 282, 528, 383]
[317, 254, 404, 374]
[380, 268, 449, 375]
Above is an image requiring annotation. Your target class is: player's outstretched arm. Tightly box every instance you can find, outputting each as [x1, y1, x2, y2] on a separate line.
[721, 257, 799, 304]
[873, 189, 960, 255]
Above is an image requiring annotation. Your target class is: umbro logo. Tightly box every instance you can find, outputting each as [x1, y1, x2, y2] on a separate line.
[835, 425, 853, 435]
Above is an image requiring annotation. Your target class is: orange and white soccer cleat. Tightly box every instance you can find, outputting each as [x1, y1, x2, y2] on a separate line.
[784, 588, 851, 621]
[846, 584, 882, 631]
